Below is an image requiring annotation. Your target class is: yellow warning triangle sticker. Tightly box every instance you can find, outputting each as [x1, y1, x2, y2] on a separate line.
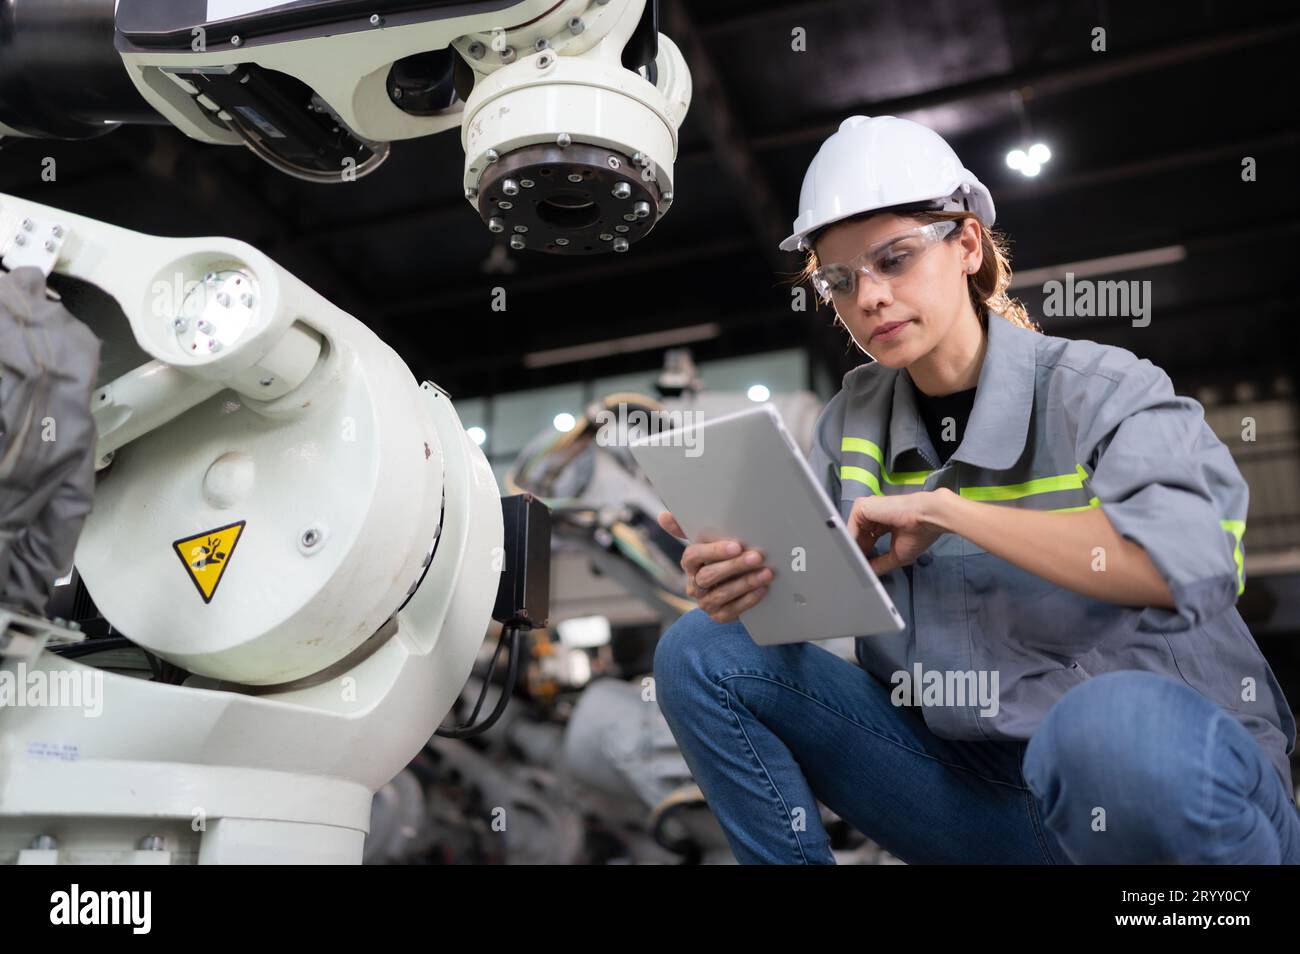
[172, 520, 246, 604]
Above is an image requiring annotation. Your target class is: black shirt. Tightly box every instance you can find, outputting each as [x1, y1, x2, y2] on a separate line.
[913, 384, 977, 466]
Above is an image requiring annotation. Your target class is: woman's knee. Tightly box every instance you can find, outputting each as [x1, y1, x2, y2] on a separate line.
[653, 608, 758, 712]
[1024, 671, 1216, 817]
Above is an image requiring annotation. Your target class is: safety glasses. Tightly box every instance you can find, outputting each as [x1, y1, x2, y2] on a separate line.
[809, 220, 959, 304]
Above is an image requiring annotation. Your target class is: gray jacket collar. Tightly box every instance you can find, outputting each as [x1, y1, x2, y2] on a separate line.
[887, 312, 1037, 472]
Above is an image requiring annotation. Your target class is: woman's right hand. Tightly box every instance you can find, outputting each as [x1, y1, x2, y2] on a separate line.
[657, 510, 773, 623]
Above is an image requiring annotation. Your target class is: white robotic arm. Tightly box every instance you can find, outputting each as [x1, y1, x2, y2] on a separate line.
[2, 192, 461, 684]
[0, 0, 692, 254]
[0, 192, 510, 863]
[0, 0, 692, 866]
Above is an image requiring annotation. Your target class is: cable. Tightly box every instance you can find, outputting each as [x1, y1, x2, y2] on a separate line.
[434, 623, 523, 739]
[51, 635, 191, 684]
[459, 622, 510, 726]
[51, 635, 134, 658]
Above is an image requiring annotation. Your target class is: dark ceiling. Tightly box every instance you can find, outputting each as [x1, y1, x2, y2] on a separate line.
[2, 0, 1297, 401]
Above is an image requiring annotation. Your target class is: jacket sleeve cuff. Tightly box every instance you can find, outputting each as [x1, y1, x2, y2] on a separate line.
[1098, 493, 1240, 631]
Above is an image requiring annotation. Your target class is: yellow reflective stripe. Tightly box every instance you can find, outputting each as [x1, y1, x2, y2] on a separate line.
[959, 463, 1089, 502]
[840, 437, 933, 485]
[841, 437, 882, 461]
[839, 465, 881, 496]
[1219, 519, 1246, 595]
[842, 440, 1097, 506]
[885, 468, 930, 486]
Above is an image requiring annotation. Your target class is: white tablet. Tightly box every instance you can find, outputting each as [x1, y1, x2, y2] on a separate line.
[629, 404, 904, 644]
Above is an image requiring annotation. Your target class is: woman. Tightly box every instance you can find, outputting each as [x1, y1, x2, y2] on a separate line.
[652, 115, 1298, 864]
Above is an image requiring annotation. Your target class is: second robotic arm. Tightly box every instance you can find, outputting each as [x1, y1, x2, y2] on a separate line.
[0, 0, 692, 254]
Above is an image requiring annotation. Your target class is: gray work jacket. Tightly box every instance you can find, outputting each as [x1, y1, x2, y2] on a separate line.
[808, 312, 1296, 793]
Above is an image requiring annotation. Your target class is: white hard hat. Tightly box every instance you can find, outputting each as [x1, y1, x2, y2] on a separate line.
[780, 115, 995, 253]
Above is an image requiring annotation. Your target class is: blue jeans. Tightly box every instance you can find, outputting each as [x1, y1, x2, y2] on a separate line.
[653, 608, 1300, 864]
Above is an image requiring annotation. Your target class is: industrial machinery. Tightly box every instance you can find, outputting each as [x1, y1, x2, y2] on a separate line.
[0, 0, 691, 254]
[0, 193, 516, 862]
[504, 351, 825, 627]
[0, 0, 692, 864]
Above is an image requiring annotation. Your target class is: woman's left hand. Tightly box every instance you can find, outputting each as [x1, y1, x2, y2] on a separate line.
[847, 489, 953, 576]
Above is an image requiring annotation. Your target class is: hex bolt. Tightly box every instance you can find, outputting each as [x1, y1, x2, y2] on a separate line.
[510, 234, 526, 250]
[208, 338, 222, 353]
[485, 148, 499, 164]
[615, 224, 630, 233]
[465, 187, 479, 200]
[500, 46, 516, 63]
[467, 41, 486, 59]
[204, 271, 218, 283]
[301, 528, 321, 548]
[369, 13, 382, 26]
[43, 239, 55, 252]
[633, 200, 651, 219]
[216, 291, 231, 307]
[498, 200, 513, 210]
[172, 316, 188, 332]
[662, 191, 674, 203]
[51, 225, 64, 238]
[555, 237, 570, 246]
[30, 835, 57, 850]
[613, 237, 629, 252]
[513, 224, 529, 233]
[21, 218, 34, 231]
[557, 132, 572, 148]
[241, 293, 255, 308]
[611, 182, 632, 199]
[623, 212, 638, 222]
[138, 835, 166, 851]
[13, 234, 25, 246]
[599, 232, 614, 241]
[567, 173, 583, 183]
[568, 17, 585, 34]
[488, 217, 505, 233]
[502, 178, 519, 196]
[197, 319, 214, 335]
[520, 178, 535, 188]
[535, 37, 549, 51]
[231, 35, 242, 46]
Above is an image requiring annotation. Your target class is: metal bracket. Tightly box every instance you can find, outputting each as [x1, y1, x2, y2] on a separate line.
[420, 380, 452, 400]
[0, 208, 69, 275]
